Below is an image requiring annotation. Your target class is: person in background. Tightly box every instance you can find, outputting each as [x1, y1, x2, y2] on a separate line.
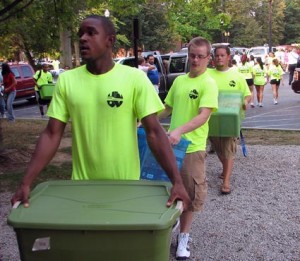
[52, 59, 60, 71]
[238, 55, 254, 107]
[230, 59, 238, 71]
[248, 55, 255, 67]
[252, 57, 267, 107]
[275, 48, 285, 68]
[0, 74, 5, 118]
[138, 56, 155, 74]
[159, 37, 218, 260]
[146, 54, 160, 93]
[1, 63, 17, 122]
[265, 52, 275, 70]
[287, 48, 299, 85]
[233, 51, 241, 65]
[268, 58, 284, 105]
[33, 64, 53, 117]
[11, 15, 190, 217]
[208, 46, 251, 195]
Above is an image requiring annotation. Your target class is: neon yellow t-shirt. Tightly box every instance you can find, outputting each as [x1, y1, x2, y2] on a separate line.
[252, 64, 267, 86]
[165, 70, 218, 153]
[47, 63, 164, 181]
[268, 65, 284, 81]
[208, 68, 251, 118]
[238, 62, 253, 79]
[33, 70, 53, 91]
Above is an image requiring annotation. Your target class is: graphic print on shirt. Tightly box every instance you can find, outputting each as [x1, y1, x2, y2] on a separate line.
[189, 89, 199, 99]
[107, 91, 123, 107]
[229, 80, 236, 88]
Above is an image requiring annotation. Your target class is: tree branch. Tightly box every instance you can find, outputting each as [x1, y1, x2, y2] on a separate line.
[0, 0, 34, 22]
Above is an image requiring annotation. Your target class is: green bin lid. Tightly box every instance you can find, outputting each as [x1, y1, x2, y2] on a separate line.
[8, 180, 181, 231]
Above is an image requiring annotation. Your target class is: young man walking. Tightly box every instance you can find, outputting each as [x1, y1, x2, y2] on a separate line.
[160, 37, 218, 260]
[11, 15, 190, 212]
[208, 46, 251, 194]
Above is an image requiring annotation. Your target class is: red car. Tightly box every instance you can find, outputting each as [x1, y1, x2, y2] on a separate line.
[1, 63, 36, 101]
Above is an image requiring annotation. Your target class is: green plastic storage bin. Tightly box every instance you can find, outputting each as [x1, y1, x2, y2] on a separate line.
[8, 180, 182, 261]
[209, 91, 243, 137]
[39, 84, 55, 100]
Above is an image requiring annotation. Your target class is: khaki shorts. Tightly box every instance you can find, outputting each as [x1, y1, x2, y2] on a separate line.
[180, 151, 207, 212]
[209, 137, 237, 159]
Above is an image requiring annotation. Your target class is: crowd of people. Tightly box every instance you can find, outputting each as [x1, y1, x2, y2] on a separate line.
[231, 47, 299, 106]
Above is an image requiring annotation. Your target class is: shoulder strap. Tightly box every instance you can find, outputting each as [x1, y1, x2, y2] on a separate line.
[36, 70, 42, 81]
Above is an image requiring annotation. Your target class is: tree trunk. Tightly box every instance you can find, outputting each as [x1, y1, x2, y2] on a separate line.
[59, 28, 72, 69]
[73, 41, 81, 67]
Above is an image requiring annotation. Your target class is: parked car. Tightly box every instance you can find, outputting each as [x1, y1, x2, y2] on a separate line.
[232, 47, 248, 55]
[167, 53, 190, 88]
[247, 46, 277, 63]
[115, 51, 214, 101]
[0, 63, 36, 101]
[114, 55, 168, 100]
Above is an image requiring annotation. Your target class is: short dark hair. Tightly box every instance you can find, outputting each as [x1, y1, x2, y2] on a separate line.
[146, 54, 154, 60]
[84, 15, 116, 36]
[214, 45, 231, 55]
[188, 37, 211, 55]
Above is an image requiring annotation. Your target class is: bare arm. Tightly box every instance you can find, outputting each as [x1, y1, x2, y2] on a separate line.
[11, 118, 67, 207]
[168, 108, 213, 145]
[141, 114, 190, 211]
[158, 104, 172, 119]
[243, 95, 251, 110]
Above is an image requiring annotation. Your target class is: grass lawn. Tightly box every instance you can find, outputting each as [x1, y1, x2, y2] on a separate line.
[0, 119, 299, 193]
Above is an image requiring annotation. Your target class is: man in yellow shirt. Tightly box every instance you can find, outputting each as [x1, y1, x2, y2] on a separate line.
[160, 37, 218, 260]
[11, 15, 190, 212]
[209, 46, 251, 195]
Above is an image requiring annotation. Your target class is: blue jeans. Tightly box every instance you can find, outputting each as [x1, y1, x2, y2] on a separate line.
[0, 95, 5, 115]
[6, 91, 16, 121]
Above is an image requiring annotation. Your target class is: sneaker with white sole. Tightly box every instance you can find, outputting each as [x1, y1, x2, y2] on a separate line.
[273, 99, 278, 105]
[176, 233, 190, 260]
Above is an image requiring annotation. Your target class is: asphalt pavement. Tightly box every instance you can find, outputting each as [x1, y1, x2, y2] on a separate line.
[243, 73, 300, 130]
[11, 73, 300, 131]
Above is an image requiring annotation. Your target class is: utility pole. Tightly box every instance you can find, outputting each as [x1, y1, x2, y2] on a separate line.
[268, 0, 273, 52]
[133, 18, 139, 68]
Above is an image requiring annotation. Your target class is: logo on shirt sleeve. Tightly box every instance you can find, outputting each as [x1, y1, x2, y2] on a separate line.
[107, 91, 123, 107]
[189, 89, 199, 99]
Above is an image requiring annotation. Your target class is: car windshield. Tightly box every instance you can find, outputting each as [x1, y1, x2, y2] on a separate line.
[250, 49, 265, 55]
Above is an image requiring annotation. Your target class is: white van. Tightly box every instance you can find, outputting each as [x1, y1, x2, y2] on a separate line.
[247, 46, 277, 63]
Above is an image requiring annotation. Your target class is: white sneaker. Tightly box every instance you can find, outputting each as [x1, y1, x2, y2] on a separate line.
[273, 99, 278, 105]
[176, 233, 190, 260]
[258, 103, 263, 107]
[250, 103, 255, 108]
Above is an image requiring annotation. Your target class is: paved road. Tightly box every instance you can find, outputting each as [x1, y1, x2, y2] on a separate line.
[11, 73, 300, 130]
[243, 73, 300, 130]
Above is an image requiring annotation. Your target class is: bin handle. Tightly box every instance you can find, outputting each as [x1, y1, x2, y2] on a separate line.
[175, 200, 183, 213]
[12, 201, 21, 209]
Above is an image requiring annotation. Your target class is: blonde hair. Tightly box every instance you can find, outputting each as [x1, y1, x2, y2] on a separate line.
[188, 37, 211, 55]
